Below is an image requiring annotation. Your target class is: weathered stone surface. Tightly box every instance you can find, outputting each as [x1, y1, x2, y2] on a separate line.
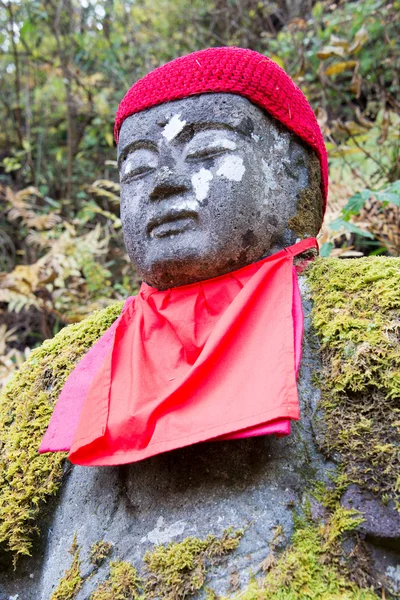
[341, 484, 400, 595]
[341, 485, 400, 544]
[0, 279, 330, 599]
[118, 93, 322, 289]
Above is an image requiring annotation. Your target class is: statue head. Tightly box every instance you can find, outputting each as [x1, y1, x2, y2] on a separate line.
[115, 48, 328, 290]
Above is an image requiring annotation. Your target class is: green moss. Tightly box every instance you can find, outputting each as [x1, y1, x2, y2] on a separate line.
[143, 528, 243, 599]
[90, 560, 141, 600]
[51, 534, 83, 600]
[52, 520, 378, 600]
[306, 257, 400, 507]
[90, 540, 113, 567]
[0, 302, 123, 558]
[220, 506, 376, 600]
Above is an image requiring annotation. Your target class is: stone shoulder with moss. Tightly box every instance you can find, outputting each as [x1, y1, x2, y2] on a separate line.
[0, 257, 399, 599]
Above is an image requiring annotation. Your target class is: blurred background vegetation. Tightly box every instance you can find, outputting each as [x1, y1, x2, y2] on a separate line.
[0, 0, 399, 386]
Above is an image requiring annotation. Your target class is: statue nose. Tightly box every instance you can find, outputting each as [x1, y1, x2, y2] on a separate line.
[149, 163, 190, 201]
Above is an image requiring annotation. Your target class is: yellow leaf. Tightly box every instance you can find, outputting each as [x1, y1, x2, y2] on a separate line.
[325, 60, 357, 76]
[270, 54, 285, 69]
[105, 132, 114, 147]
[330, 146, 363, 157]
[317, 46, 346, 59]
[332, 119, 369, 136]
[329, 35, 349, 49]
[349, 27, 369, 53]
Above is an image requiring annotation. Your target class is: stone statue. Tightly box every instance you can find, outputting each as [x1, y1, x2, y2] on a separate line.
[118, 93, 323, 290]
[1, 48, 399, 599]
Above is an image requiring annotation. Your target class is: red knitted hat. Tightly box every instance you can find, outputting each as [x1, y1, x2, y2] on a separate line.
[115, 47, 328, 209]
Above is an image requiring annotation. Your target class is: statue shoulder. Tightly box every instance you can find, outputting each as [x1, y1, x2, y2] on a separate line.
[0, 301, 123, 556]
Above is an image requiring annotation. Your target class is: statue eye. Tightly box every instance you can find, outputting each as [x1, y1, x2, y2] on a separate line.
[186, 146, 230, 161]
[185, 137, 237, 162]
[121, 162, 155, 181]
[120, 149, 158, 182]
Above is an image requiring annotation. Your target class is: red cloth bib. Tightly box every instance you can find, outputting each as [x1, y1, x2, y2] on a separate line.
[53, 238, 316, 466]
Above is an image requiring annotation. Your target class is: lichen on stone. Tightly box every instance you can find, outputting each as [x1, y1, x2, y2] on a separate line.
[0, 301, 123, 558]
[50, 533, 83, 600]
[90, 560, 141, 600]
[306, 257, 400, 508]
[143, 527, 243, 599]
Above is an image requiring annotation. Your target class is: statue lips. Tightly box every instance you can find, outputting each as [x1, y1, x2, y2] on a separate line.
[147, 209, 199, 239]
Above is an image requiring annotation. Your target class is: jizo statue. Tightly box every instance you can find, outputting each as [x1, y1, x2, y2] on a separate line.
[40, 47, 328, 467]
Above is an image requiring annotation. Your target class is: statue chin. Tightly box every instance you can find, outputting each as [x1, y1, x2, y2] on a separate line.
[126, 227, 299, 290]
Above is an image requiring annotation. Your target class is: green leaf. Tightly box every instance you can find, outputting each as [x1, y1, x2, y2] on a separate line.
[342, 191, 371, 218]
[20, 20, 35, 41]
[320, 242, 334, 257]
[329, 218, 375, 239]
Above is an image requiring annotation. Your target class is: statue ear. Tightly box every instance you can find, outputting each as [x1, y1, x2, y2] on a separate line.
[286, 146, 324, 238]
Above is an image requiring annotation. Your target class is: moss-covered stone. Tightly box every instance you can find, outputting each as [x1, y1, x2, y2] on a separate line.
[0, 302, 123, 558]
[221, 506, 377, 599]
[90, 540, 113, 567]
[54, 518, 377, 600]
[90, 560, 141, 600]
[143, 528, 243, 599]
[306, 257, 400, 508]
[50, 534, 83, 600]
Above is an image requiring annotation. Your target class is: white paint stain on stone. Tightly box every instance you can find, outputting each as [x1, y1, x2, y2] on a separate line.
[141, 516, 187, 545]
[124, 160, 134, 176]
[262, 159, 278, 194]
[386, 564, 400, 588]
[251, 133, 260, 143]
[271, 127, 290, 156]
[162, 114, 186, 141]
[216, 155, 245, 182]
[170, 198, 199, 212]
[192, 168, 213, 202]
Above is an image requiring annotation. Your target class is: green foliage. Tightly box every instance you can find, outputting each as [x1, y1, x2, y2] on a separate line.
[0, 301, 122, 557]
[0, 183, 135, 366]
[0, 0, 214, 198]
[264, 0, 400, 127]
[327, 179, 400, 255]
[307, 257, 400, 507]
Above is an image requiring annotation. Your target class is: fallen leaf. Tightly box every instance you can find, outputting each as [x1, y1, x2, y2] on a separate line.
[325, 60, 358, 76]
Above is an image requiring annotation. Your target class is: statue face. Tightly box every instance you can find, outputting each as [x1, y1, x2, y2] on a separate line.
[118, 93, 318, 289]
